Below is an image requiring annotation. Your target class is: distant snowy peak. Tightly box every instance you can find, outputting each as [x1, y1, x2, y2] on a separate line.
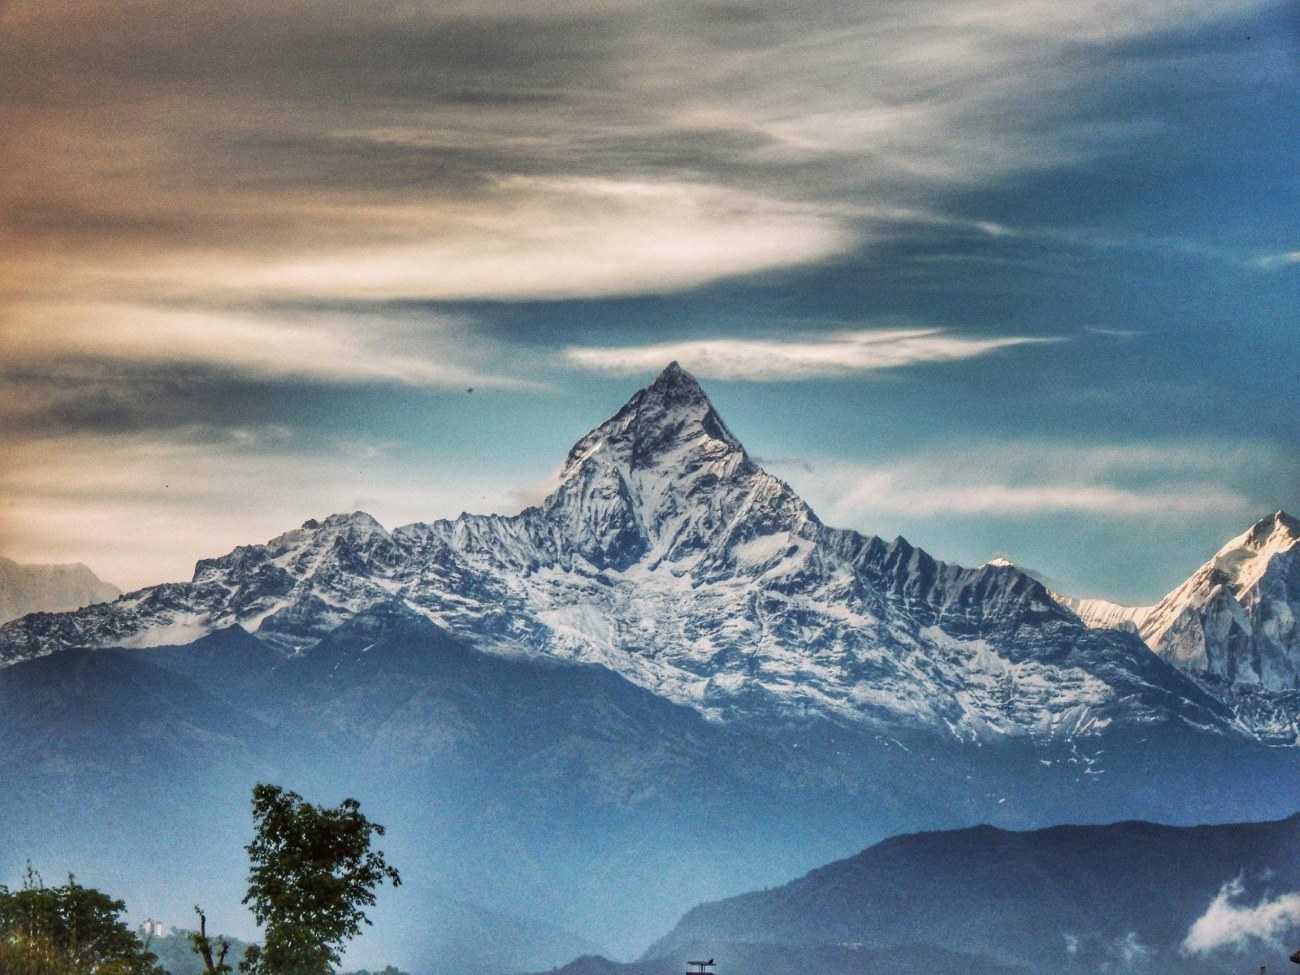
[1054, 511, 1300, 739]
[1207, 510, 1299, 595]
[1141, 511, 1299, 689]
[0, 511, 531, 664]
[0, 558, 120, 625]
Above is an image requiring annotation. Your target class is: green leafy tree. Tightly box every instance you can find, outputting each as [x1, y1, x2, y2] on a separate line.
[239, 784, 400, 975]
[0, 868, 163, 975]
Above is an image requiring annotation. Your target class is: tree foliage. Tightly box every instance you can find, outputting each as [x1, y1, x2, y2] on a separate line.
[240, 784, 400, 975]
[0, 868, 163, 975]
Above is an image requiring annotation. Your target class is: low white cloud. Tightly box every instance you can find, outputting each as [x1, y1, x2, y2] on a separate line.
[1182, 878, 1300, 954]
[566, 328, 1048, 380]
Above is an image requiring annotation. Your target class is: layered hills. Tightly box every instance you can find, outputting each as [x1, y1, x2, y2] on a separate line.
[551, 814, 1300, 975]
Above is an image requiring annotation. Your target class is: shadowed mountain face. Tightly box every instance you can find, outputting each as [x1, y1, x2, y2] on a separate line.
[640, 814, 1300, 975]
[0, 366, 1298, 972]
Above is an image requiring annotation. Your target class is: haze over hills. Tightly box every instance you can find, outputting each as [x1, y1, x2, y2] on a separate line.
[0, 557, 119, 624]
[0, 364, 1297, 972]
[549, 813, 1300, 975]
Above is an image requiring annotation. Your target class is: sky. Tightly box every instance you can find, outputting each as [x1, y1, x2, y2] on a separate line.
[0, 0, 1296, 604]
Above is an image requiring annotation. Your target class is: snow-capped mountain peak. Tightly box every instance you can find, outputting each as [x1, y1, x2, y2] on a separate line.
[558, 361, 744, 481]
[0, 558, 121, 625]
[0, 366, 1243, 743]
[1208, 510, 1299, 594]
[536, 363, 818, 573]
[1053, 511, 1300, 742]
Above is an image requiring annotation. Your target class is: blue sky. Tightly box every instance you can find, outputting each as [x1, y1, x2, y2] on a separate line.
[0, 0, 1295, 601]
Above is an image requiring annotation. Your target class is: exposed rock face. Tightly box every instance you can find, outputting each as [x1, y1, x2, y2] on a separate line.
[1143, 512, 1300, 689]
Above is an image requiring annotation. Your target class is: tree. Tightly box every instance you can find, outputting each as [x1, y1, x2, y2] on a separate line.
[239, 784, 400, 975]
[190, 907, 232, 974]
[0, 868, 163, 975]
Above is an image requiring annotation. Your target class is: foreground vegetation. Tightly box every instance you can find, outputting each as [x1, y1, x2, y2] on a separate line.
[0, 785, 399, 975]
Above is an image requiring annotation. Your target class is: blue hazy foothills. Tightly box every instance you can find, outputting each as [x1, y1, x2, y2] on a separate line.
[0, 0, 1295, 602]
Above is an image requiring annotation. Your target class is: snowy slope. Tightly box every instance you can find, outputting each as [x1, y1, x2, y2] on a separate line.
[0, 364, 1236, 742]
[1054, 511, 1300, 742]
[1051, 594, 1149, 634]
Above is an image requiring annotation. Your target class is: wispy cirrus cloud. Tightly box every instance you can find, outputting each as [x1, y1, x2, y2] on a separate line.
[0, 303, 527, 390]
[1255, 250, 1300, 269]
[188, 178, 854, 302]
[1182, 879, 1300, 954]
[0, 0, 1273, 320]
[566, 328, 1049, 380]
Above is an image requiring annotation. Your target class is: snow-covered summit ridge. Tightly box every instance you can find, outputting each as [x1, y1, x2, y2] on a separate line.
[558, 361, 745, 481]
[1208, 511, 1299, 596]
[422, 361, 819, 579]
[0, 364, 1235, 741]
[548, 360, 817, 572]
[1054, 511, 1300, 741]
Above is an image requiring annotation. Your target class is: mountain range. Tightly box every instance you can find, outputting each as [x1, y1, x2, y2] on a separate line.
[0, 363, 1297, 972]
[4, 363, 1294, 745]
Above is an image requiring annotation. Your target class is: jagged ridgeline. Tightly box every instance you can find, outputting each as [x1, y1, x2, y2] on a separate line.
[1, 364, 1298, 972]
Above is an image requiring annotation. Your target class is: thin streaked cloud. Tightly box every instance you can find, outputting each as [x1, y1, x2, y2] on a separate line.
[193, 179, 855, 301]
[1, 303, 528, 389]
[566, 328, 1051, 380]
[1255, 250, 1300, 269]
[767, 441, 1280, 523]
